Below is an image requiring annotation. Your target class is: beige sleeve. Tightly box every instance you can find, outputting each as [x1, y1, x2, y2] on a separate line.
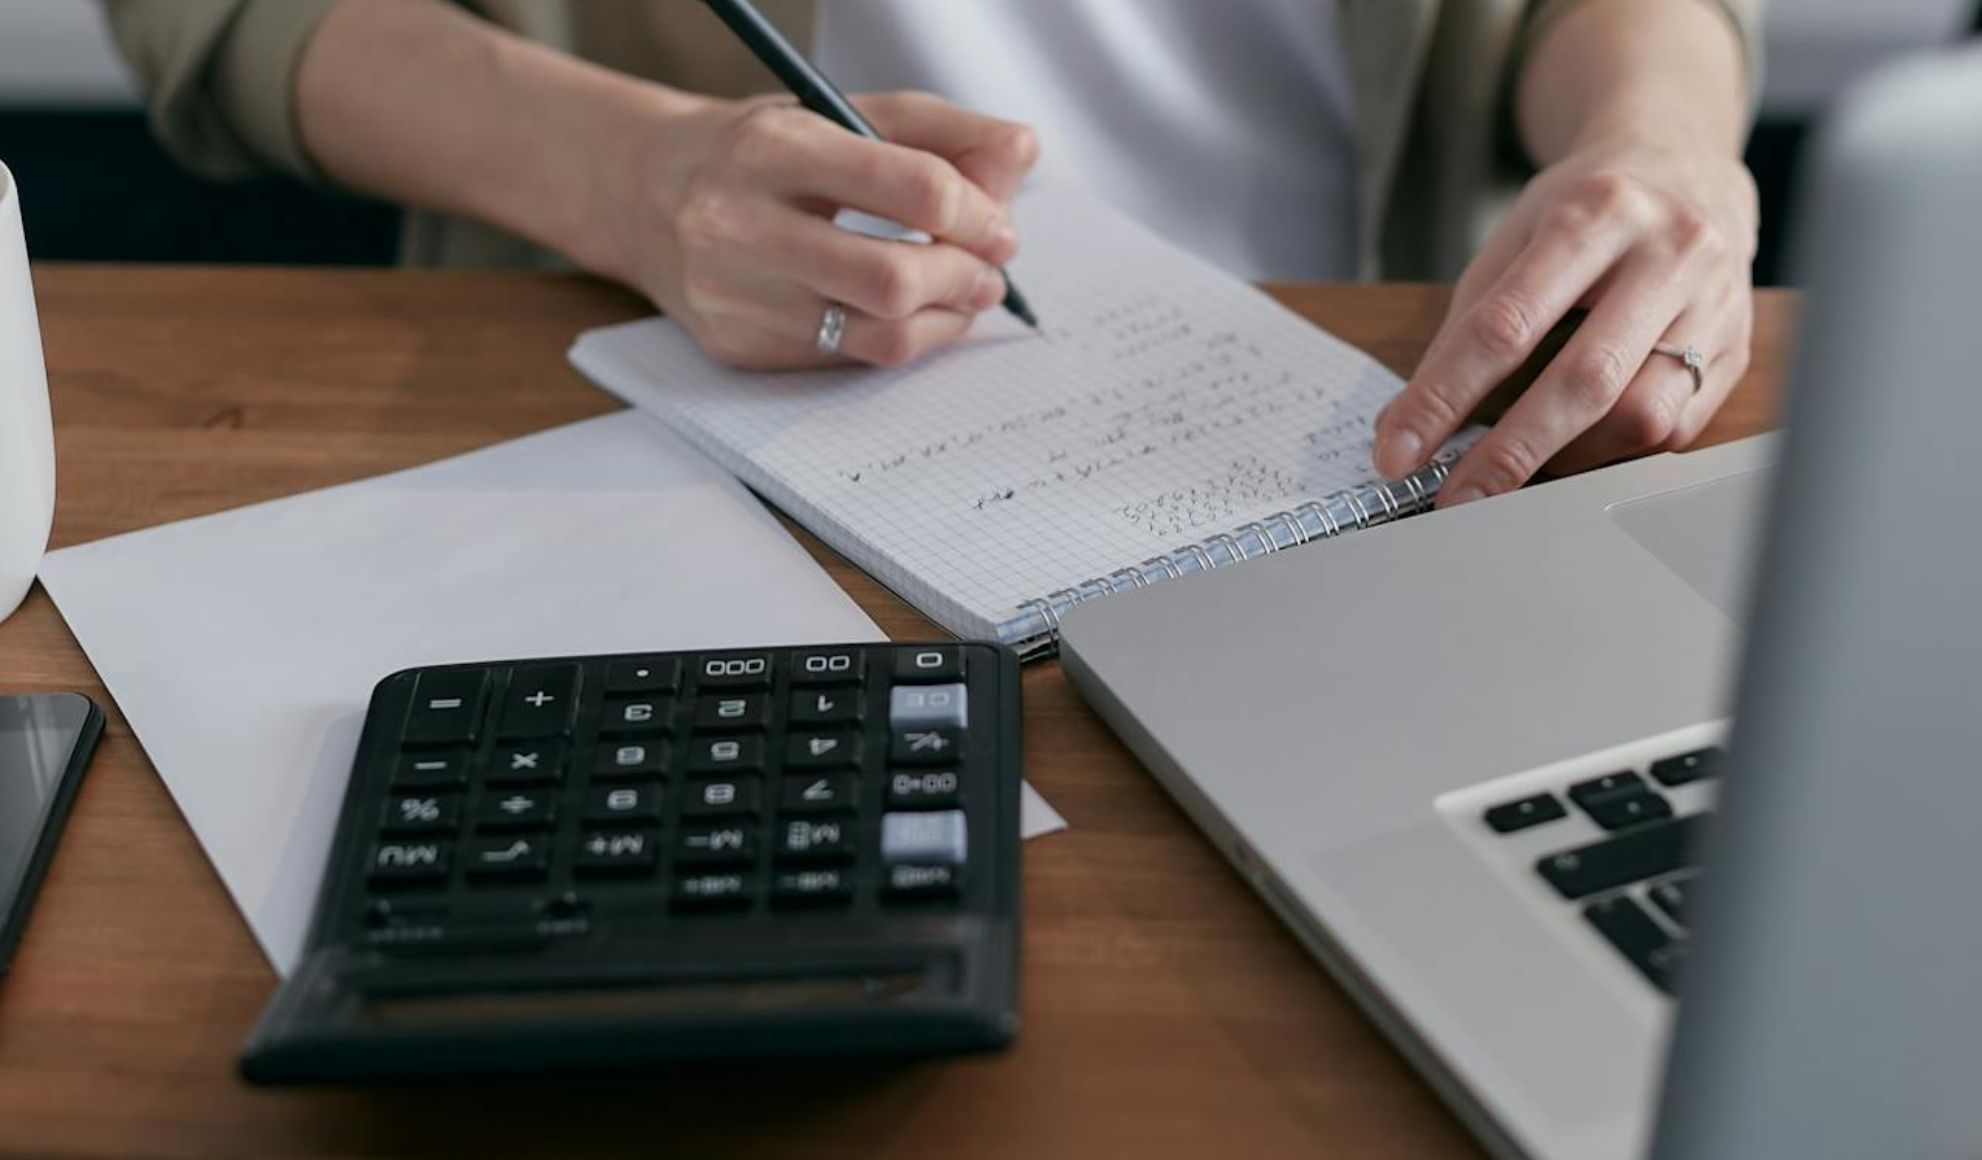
[98, 0, 343, 180]
[1523, 0, 1768, 115]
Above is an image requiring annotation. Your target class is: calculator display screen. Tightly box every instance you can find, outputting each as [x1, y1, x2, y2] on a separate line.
[359, 970, 929, 1026]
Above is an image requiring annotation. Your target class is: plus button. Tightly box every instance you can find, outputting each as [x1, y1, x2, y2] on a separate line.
[525, 690, 554, 708]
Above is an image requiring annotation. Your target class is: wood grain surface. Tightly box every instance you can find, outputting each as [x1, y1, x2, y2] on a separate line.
[0, 268, 1793, 1160]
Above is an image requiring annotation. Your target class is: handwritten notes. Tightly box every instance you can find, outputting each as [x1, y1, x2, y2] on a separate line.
[570, 185, 1411, 640]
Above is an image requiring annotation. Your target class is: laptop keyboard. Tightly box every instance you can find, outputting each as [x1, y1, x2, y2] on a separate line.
[1450, 734, 1724, 996]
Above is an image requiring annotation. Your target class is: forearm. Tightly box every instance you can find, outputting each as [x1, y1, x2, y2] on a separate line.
[1516, 0, 1749, 164]
[295, 0, 698, 280]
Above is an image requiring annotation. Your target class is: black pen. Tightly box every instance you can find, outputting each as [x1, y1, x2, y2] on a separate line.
[698, 0, 1041, 331]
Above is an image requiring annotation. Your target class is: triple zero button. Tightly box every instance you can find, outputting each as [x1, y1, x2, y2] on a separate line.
[696, 653, 774, 691]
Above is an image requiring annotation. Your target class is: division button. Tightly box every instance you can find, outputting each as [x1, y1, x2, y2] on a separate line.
[892, 646, 964, 683]
[401, 669, 487, 746]
[575, 829, 659, 875]
[604, 656, 680, 694]
[889, 684, 968, 729]
[880, 810, 968, 865]
[498, 663, 580, 738]
[475, 788, 558, 830]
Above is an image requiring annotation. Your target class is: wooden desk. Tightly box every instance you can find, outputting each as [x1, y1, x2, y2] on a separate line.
[0, 269, 1792, 1160]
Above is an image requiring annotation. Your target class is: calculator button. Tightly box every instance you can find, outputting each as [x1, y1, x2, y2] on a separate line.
[498, 664, 579, 738]
[575, 830, 659, 875]
[780, 773, 856, 813]
[602, 697, 673, 735]
[673, 871, 756, 910]
[393, 751, 470, 788]
[887, 770, 962, 809]
[693, 694, 769, 732]
[686, 736, 766, 775]
[776, 817, 853, 862]
[884, 864, 961, 900]
[791, 649, 864, 686]
[682, 776, 761, 817]
[368, 840, 451, 886]
[893, 646, 964, 683]
[695, 652, 775, 692]
[465, 835, 550, 880]
[881, 810, 968, 865]
[890, 728, 965, 765]
[889, 684, 968, 729]
[788, 688, 864, 726]
[785, 731, 863, 771]
[593, 741, 667, 778]
[476, 789, 558, 830]
[382, 792, 461, 834]
[586, 783, 664, 824]
[676, 823, 756, 865]
[604, 657, 680, 694]
[402, 670, 487, 746]
[487, 741, 567, 785]
[772, 868, 853, 906]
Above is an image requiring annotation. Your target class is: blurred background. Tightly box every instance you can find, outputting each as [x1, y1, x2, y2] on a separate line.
[0, 0, 1975, 283]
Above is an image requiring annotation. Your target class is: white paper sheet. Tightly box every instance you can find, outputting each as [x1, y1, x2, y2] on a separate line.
[41, 411, 1063, 974]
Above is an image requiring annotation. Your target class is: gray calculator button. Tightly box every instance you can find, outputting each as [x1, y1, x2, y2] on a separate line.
[880, 810, 968, 865]
[889, 683, 968, 729]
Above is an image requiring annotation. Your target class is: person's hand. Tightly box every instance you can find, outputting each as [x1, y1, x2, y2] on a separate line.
[1372, 138, 1759, 505]
[607, 90, 1038, 370]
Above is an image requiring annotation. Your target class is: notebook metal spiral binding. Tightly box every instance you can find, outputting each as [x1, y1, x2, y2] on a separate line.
[1005, 456, 1457, 660]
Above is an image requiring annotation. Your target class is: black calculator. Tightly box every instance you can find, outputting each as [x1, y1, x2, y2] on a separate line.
[240, 642, 1021, 1083]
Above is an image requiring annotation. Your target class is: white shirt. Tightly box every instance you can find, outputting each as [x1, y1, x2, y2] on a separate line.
[813, 0, 1360, 283]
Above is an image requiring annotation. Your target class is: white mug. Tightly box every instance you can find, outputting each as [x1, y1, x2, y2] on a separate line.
[0, 161, 54, 622]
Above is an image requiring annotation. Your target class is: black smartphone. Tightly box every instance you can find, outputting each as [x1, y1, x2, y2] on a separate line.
[0, 693, 104, 973]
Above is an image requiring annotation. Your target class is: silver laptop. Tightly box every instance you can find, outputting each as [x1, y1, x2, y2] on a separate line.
[1058, 48, 1982, 1160]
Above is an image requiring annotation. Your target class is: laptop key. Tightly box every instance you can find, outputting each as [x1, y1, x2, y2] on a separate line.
[1648, 875, 1695, 927]
[1568, 771, 1647, 807]
[1536, 813, 1707, 900]
[1578, 787, 1674, 832]
[1483, 793, 1566, 834]
[1584, 894, 1683, 993]
[1651, 747, 1723, 787]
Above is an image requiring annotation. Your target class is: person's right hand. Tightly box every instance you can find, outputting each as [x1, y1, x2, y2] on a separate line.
[609, 90, 1038, 370]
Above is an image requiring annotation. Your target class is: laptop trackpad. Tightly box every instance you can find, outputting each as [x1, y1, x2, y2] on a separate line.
[1605, 466, 1770, 624]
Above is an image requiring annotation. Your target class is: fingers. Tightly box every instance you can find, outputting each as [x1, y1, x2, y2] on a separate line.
[1545, 293, 1749, 475]
[763, 211, 1008, 321]
[680, 268, 982, 371]
[1437, 248, 1698, 506]
[1374, 201, 1639, 479]
[854, 90, 1040, 202]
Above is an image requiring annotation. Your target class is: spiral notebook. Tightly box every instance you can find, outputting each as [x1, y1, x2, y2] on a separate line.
[570, 186, 1478, 659]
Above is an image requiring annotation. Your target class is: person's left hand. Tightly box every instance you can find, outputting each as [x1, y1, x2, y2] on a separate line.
[1371, 137, 1760, 506]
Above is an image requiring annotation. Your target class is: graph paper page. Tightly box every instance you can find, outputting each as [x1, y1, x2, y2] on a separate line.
[571, 185, 1407, 637]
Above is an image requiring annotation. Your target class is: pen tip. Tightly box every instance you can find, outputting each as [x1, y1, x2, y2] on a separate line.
[1000, 279, 1041, 332]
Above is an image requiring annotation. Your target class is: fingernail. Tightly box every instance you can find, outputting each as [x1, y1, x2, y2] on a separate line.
[990, 222, 1019, 260]
[972, 269, 1006, 309]
[1445, 485, 1486, 507]
[1375, 429, 1422, 478]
